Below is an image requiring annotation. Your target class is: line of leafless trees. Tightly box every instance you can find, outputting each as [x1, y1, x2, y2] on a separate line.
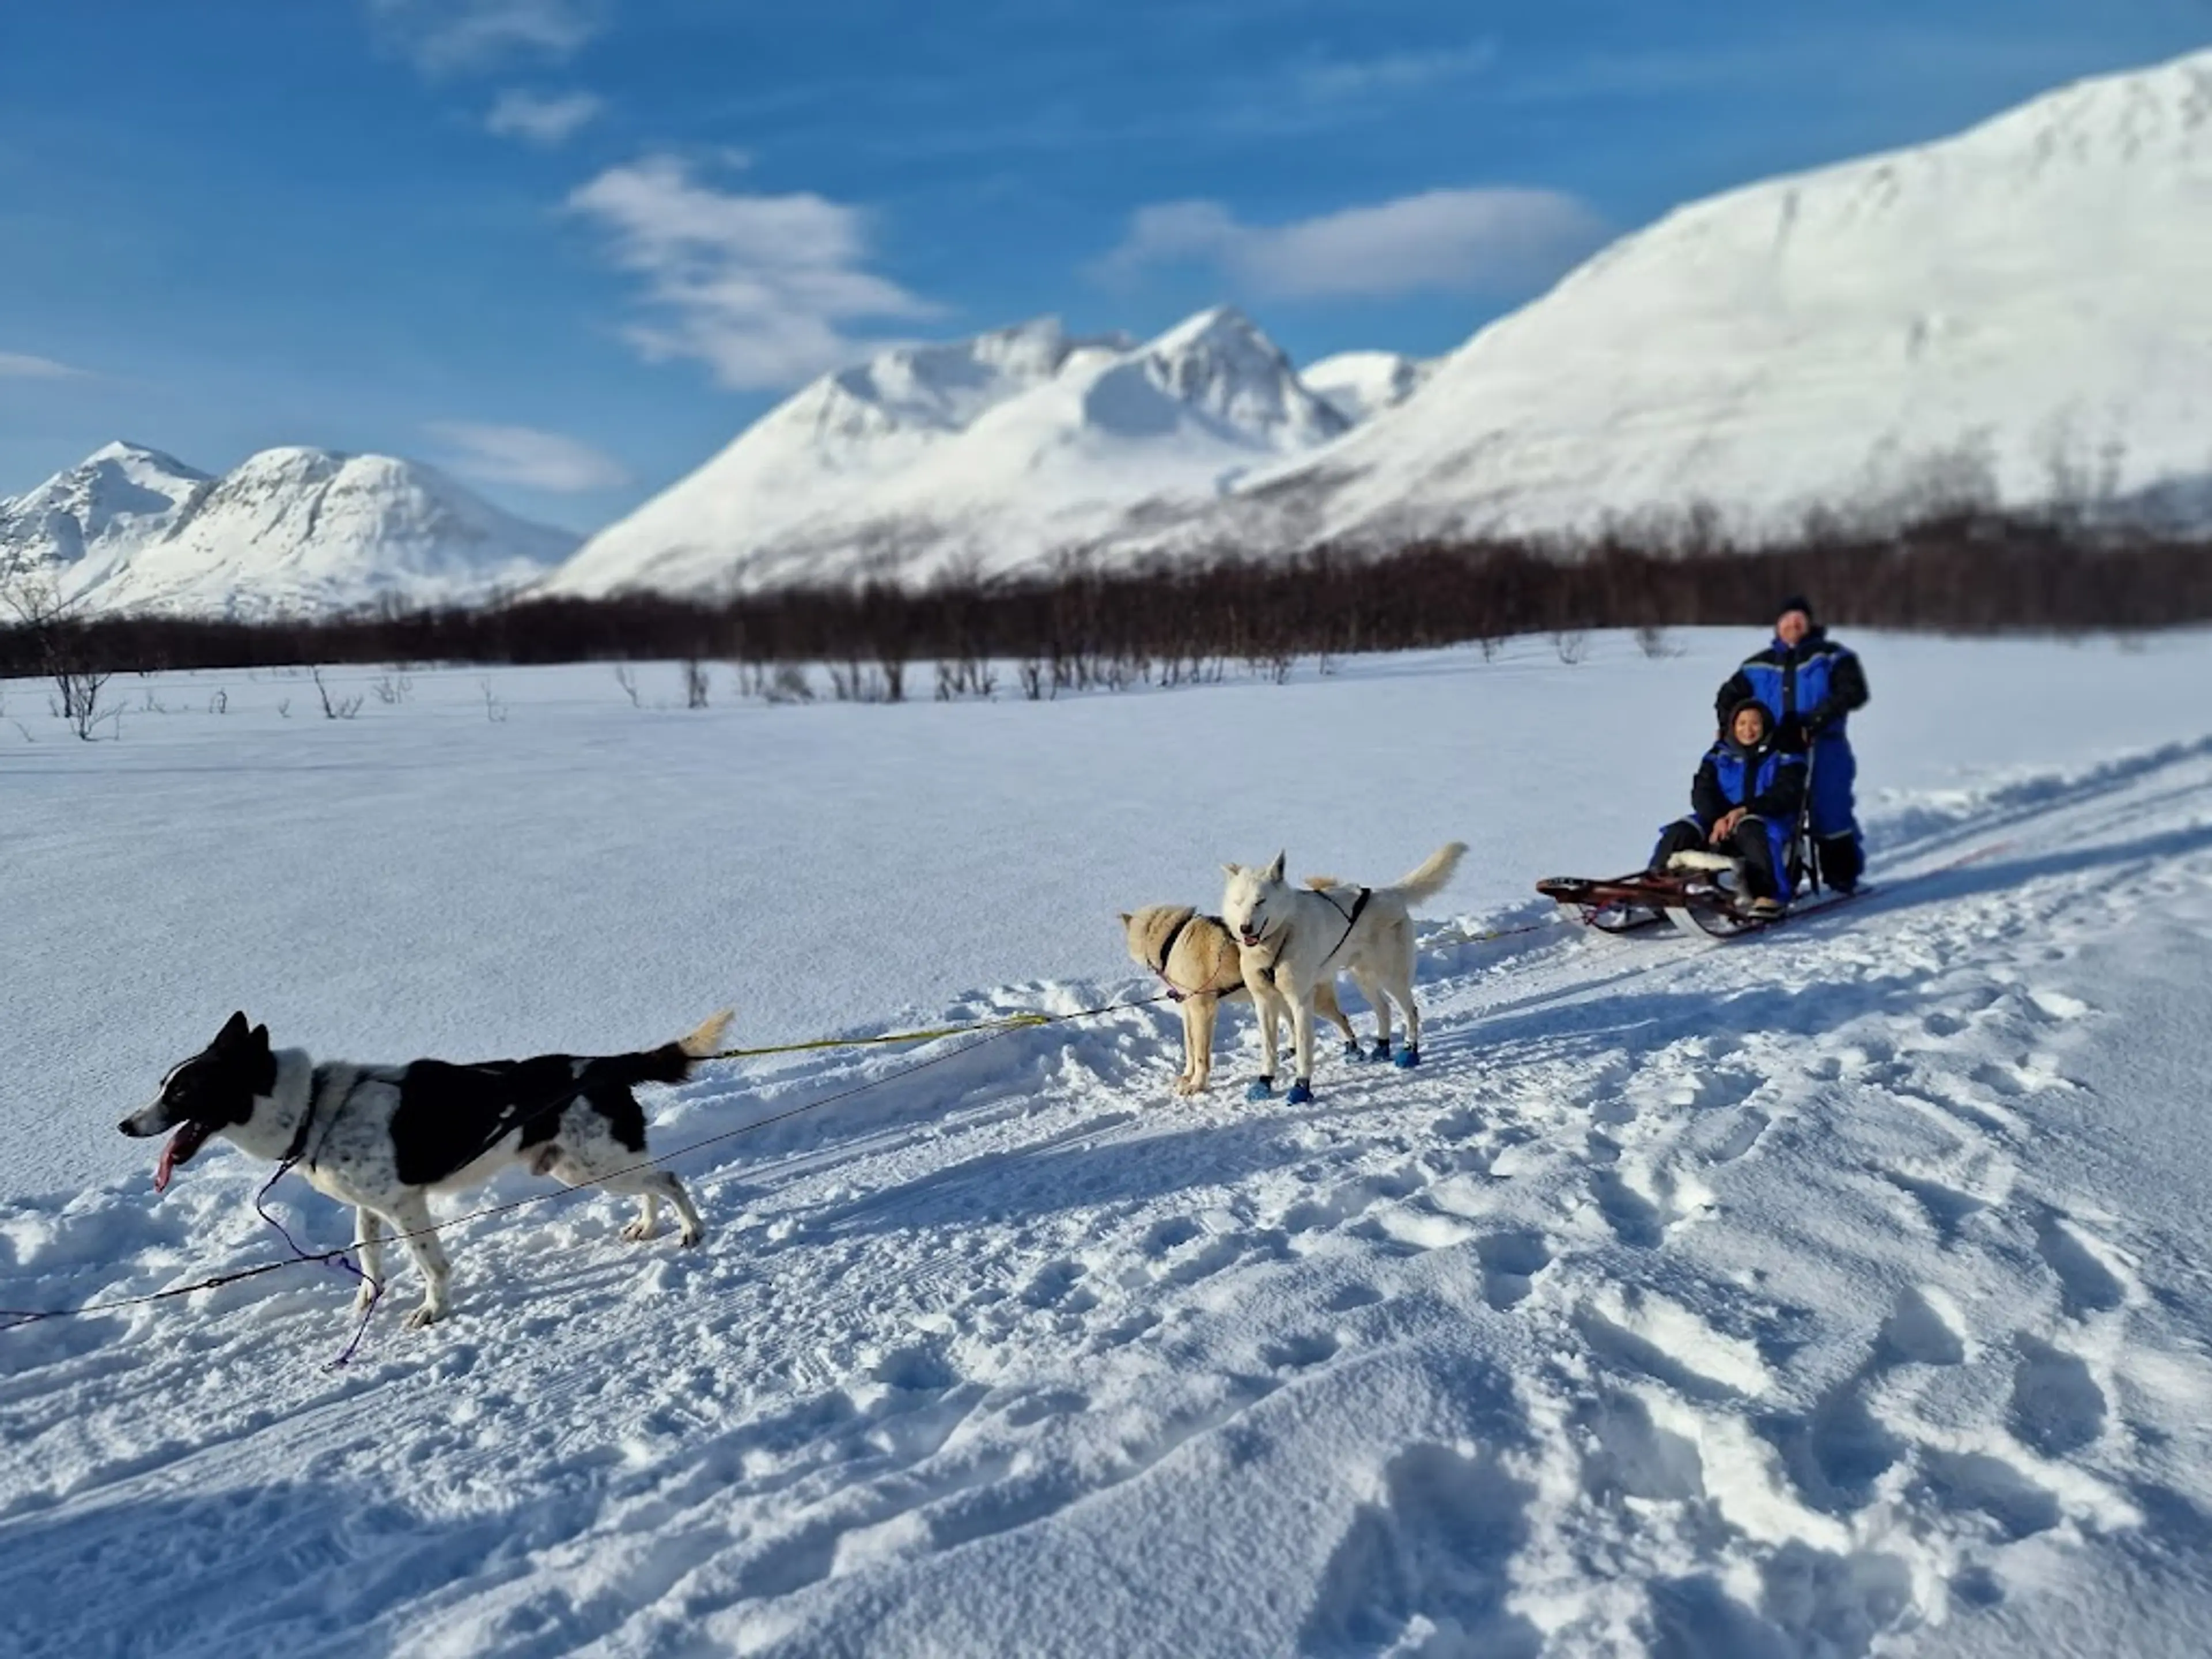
[4, 509, 2209, 707]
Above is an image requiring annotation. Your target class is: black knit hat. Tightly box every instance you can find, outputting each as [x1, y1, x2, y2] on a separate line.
[1776, 594, 1816, 624]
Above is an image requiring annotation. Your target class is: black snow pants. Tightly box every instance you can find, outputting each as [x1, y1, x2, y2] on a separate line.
[1649, 816, 1784, 901]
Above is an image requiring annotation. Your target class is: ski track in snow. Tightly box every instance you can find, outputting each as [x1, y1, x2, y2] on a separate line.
[7, 656, 2212, 1655]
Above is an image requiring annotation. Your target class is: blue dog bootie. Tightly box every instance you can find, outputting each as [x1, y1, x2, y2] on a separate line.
[1369, 1037, 1393, 1063]
[1394, 1044, 1421, 1070]
[1286, 1078, 1315, 1105]
[1341, 1040, 1365, 1062]
[1246, 1075, 1275, 1103]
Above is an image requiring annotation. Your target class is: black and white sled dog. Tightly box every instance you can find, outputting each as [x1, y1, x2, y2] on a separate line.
[119, 1009, 732, 1328]
[1220, 843, 1466, 1104]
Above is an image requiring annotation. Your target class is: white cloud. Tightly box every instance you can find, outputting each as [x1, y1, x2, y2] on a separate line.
[1097, 188, 1608, 301]
[370, 0, 600, 75]
[0, 351, 88, 380]
[1292, 41, 1498, 105]
[568, 155, 942, 389]
[426, 422, 629, 493]
[486, 88, 604, 145]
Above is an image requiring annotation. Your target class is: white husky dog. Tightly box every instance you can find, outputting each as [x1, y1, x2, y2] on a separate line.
[1219, 843, 1466, 1103]
[1120, 904, 1357, 1097]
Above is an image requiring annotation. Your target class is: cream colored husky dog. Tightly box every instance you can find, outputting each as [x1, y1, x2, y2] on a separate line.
[1219, 843, 1467, 1104]
[1121, 905, 1355, 1097]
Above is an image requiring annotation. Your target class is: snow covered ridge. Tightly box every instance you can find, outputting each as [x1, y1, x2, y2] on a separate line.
[555, 48, 2212, 596]
[1300, 349, 1438, 425]
[1, 441, 576, 619]
[1150, 46, 2212, 554]
[544, 306, 1357, 597]
[0, 440, 209, 585]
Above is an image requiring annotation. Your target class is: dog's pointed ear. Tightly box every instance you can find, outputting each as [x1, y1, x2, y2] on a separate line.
[1116, 911, 1132, 926]
[1221, 862, 1240, 877]
[249, 1023, 271, 1054]
[1264, 851, 1287, 884]
[217, 1010, 251, 1046]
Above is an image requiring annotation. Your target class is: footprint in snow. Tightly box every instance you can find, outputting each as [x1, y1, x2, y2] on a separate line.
[1575, 1388, 1706, 1503]
[2009, 1336, 2107, 1457]
[1474, 1230, 1552, 1310]
[2030, 1207, 2127, 1319]
[1883, 1171, 1990, 1244]
[1918, 1450, 2062, 1541]
[1262, 1331, 1340, 1371]
[1875, 1286, 1967, 1368]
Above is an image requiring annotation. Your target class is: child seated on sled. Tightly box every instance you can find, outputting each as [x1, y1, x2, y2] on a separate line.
[1649, 699, 1806, 914]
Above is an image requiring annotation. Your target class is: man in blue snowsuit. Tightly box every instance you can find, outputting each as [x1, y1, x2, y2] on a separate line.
[1714, 596, 1869, 893]
[1650, 700, 1808, 914]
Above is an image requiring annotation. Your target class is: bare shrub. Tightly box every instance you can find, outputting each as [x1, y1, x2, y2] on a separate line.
[827, 659, 898, 703]
[1552, 628, 1589, 665]
[209, 688, 228, 714]
[311, 666, 363, 719]
[766, 663, 813, 703]
[683, 658, 710, 709]
[2, 571, 116, 739]
[369, 672, 413, 705]
[480, 677, 509, 722]
[1634, 623, 1683, 659]
[614, 663, 640, 706]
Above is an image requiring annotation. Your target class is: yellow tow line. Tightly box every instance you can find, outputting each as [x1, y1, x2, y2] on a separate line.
[704, 999, 1162, 1062]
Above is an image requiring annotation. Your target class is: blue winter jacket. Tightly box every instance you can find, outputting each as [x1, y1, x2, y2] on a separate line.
[1692, 740, 1806, 829]
[1687, 734, 1807, 899]
[1715, 628, 1869, 750]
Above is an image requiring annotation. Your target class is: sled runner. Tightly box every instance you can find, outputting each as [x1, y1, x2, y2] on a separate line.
[1536, 870, 1821, 938]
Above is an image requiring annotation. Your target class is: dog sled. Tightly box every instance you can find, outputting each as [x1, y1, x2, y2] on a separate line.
[1537, 845, 1859, 940]
[1537, 868, 1785, 938]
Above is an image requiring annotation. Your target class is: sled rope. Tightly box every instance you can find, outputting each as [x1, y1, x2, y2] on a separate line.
[0, 993, 1168, 1334]
[702, 1005, 1112, 1060]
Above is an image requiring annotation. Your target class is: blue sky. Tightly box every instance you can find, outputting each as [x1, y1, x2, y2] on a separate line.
[2, 1, 2205, 531]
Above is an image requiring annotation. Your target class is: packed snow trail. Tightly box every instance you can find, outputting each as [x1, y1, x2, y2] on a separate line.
[6, 716, 2212, 1656]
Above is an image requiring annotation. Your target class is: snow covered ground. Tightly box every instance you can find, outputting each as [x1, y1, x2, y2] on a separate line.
[4, 628, 2212, 1656]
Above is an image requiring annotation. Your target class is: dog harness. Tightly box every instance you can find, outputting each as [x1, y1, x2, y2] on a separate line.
[1243, 887, 1366, 990]
[1150, 912, 1234, 1002]
[283, 1068, 332, 1171]
[1315, 887, 1372, 968]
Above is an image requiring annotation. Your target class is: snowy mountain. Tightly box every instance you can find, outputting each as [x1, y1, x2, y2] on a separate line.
[1300, 350, 1438, 425]
[1, 443, 576, 618]
[1158, 48, 2212, 551]
[546, 308, 1349, 596]
[0, 441, 211, 589]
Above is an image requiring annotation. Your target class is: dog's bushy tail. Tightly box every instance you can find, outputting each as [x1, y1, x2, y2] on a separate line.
[609, 1009, 735, 1088]
[1390, 842, 1468, 906]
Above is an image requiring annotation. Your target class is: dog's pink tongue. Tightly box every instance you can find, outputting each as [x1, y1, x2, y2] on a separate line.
[154, 1130, 185, 1194]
